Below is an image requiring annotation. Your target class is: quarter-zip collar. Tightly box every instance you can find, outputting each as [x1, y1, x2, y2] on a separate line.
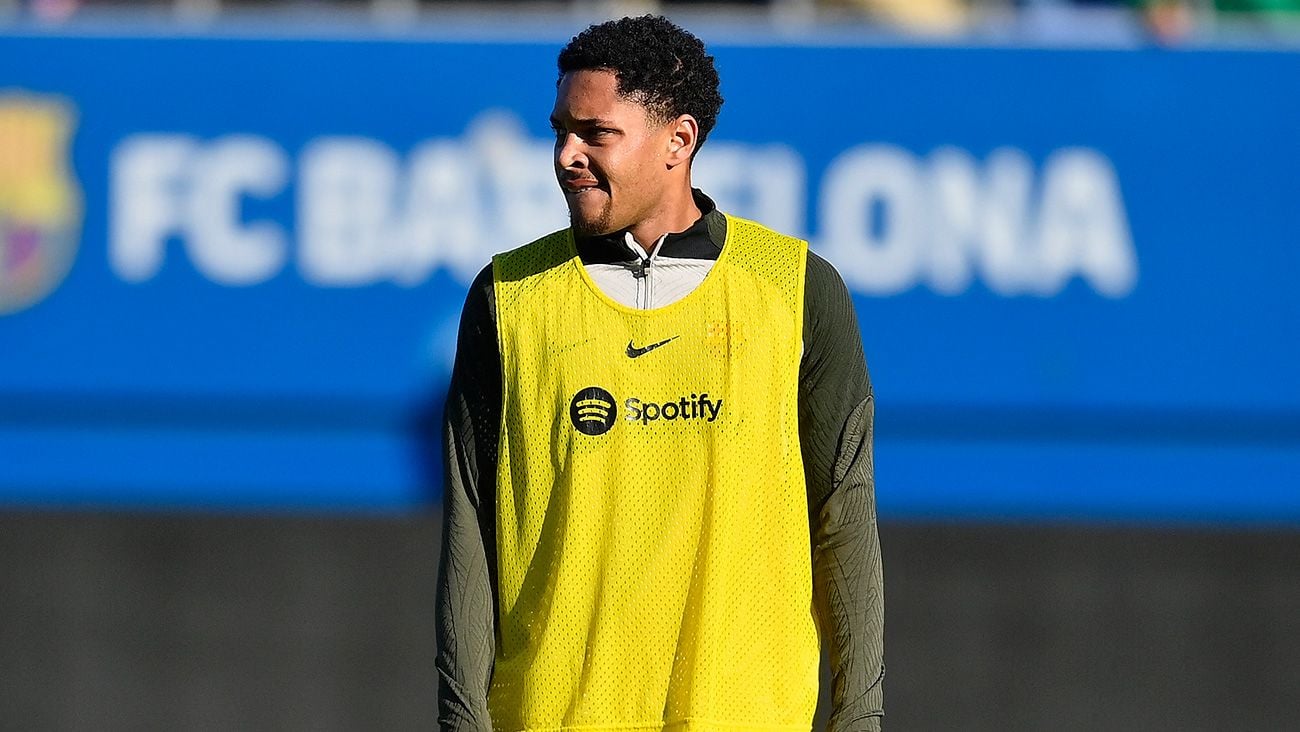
[574, 189, 725, 265]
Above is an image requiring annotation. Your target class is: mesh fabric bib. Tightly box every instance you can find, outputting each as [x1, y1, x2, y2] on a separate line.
[489, 215, 817, 731]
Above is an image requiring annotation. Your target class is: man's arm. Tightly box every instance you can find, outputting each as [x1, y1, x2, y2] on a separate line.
[436, 265, 500, 729]
[800, 252, 885, 731]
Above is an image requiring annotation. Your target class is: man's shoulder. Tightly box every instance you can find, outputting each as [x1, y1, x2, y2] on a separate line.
[493, 228, 575, 282]
[464, 226, 572, 322]
[499, 228, 572, 258]
[719, 212, 806, 249]
[805, 249, 850, 293]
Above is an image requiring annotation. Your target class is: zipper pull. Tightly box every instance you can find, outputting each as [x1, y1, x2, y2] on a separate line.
[633, 256, 650, 279]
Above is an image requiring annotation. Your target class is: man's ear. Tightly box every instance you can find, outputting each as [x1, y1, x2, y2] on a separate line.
[665, 115, 700, 167]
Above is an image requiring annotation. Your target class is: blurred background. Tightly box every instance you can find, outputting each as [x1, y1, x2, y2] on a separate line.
[2, 1, 1299, 730]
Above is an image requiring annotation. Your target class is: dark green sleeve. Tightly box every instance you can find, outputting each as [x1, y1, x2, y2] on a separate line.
[436, 264, 499, 730]
[801, 251, 886, 731]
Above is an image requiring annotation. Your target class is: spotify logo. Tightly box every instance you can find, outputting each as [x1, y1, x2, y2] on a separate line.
[570, 386, 618, 436]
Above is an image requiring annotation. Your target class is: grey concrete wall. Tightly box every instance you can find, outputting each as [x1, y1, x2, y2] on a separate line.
[2, 513, 1297, 731]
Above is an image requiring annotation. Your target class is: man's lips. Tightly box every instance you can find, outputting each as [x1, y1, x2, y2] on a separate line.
[561, 178, 601, 193]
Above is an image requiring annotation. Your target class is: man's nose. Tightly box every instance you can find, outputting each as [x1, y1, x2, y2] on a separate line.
[556, 133, 587, 170]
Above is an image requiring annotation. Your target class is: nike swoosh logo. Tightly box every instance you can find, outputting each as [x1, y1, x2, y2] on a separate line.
[626, 336, 680, 359]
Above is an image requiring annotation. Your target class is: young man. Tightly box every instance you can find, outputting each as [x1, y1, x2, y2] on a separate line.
[437, 15, 883, 731]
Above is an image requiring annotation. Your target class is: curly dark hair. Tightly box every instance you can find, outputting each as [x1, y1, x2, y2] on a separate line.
[557, 15, 724, 156]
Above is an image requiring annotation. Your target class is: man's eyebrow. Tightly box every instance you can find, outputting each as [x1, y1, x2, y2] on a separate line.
[550, 116, 617, 127]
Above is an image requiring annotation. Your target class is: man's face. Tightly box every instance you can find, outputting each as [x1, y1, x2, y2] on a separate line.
[551, 69, 670, 237]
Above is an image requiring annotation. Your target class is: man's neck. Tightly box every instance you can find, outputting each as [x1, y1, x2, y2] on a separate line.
[625, 183, 703, 254]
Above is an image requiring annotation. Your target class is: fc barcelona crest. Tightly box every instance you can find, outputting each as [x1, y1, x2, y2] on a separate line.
[0, 92, 82, 315]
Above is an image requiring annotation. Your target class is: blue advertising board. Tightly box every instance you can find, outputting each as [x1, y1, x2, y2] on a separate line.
[2, 28, 1298, 521]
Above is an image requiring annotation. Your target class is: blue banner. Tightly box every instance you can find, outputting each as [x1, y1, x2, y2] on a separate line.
[2, 30, 1298, 521]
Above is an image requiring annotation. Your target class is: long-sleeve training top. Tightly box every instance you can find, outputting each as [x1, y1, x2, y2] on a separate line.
[436, 190, 884, 731]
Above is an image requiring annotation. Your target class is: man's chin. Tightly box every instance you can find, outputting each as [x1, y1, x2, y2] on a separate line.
[569, 209, 614, 238]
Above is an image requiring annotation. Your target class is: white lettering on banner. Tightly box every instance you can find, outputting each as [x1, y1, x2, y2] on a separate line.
[821, 144, 1139, 298]
[1037, 148, 1137, 298]
[299, 137, 401, 286]
[110, 134, 288, 286]
[187, 136, 288, 285]
[470, 112, 566, 280]
[693, 142, 805, 239]
[926, 146, 981, 295]
[980, 147, 1036, 296]
[107, 111, 1138, 298]
[401, 138, 481, 286]
[110, 135, 195, 282]
[820, 144, 926, 293]
[297, 113, 564, 287]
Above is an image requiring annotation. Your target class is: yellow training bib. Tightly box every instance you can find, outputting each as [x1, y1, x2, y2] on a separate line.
[489, 215, 818, 731]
